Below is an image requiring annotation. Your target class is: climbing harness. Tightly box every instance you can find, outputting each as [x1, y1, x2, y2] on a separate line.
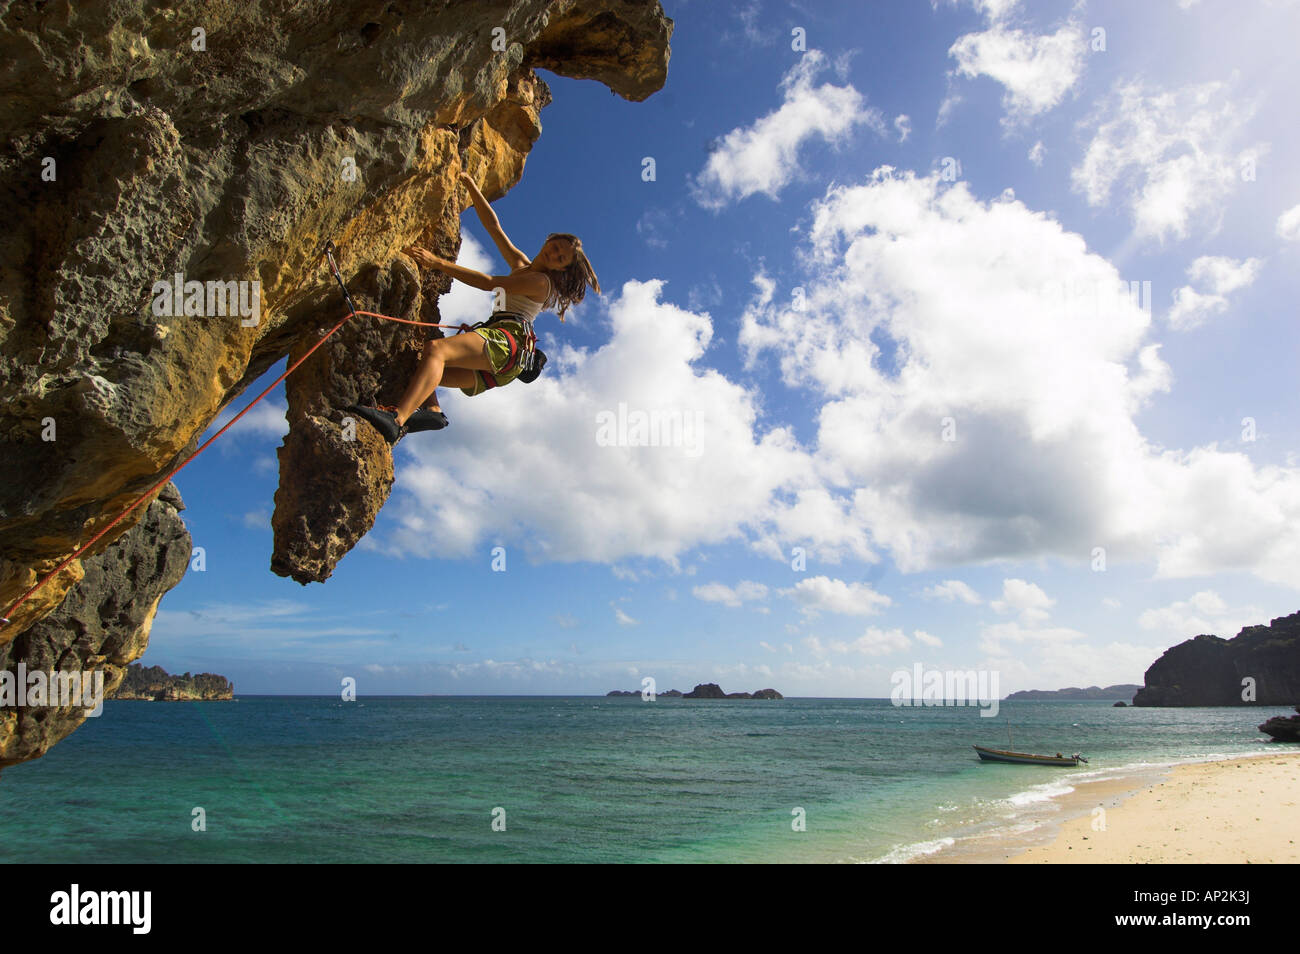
[460, 310, 538, 391]
[0, 241, 538, 628]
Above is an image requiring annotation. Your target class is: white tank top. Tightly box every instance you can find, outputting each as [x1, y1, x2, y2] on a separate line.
[500, 271, 551, 320]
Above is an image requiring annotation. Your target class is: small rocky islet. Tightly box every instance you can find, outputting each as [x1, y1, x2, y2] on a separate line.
[606, 682, 783, 699]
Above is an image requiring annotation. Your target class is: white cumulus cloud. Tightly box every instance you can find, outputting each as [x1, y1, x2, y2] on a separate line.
[693, 580, 769, 607]
[947, 15, 1086, 125]
[692, 50, 887, 208]
[379, 278, 811, 565]
[1137, 591, 1274, 648]
[914, 629, 944, 647]
[803, 626, 911, 657]
[924, 580, 983, 604]
[784, 575, 892, 617]
[738, 167, 1300, 588]
[205, 399, 289, 445]
[1275, 203, 1300, 242]
[1073, 79, 1264, 242]
[990, 578, 1055, 624]
[1167, 255, 1263, 330]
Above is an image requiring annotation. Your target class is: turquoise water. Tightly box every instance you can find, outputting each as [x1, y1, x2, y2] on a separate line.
[0, 697, 1289, 863]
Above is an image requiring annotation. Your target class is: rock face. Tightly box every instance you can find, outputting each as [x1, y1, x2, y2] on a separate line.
[111, 664, 233, 701]
[0, 1, 671, 769]
[1258, 707, 1300, 742]
[0, 483, 191, 771]
[270, 258, 426, 582]
[1133, 611, 1300, 706]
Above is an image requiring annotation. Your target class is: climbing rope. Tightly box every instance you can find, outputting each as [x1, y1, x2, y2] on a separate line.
[0, 242, 466, 629]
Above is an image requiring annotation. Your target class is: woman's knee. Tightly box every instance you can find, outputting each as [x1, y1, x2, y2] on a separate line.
[420, 337, 461, 370]
[424, 336, 452, 358]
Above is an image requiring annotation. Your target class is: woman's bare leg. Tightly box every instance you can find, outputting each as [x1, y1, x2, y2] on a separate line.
[409, 368, 477, 416]
[393, 334, 493, 425]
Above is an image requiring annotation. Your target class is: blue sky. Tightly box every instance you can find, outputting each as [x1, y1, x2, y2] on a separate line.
[153, 0, 1300, 695]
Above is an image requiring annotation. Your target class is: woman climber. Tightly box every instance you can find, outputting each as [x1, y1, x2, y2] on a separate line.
[349, 171, 600, 444]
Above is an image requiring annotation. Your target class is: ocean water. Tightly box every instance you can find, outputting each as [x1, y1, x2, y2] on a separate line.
[0, 696, 1290, 863]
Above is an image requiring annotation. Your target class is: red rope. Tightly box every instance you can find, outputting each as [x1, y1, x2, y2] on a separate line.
[1, 306, 462, 628]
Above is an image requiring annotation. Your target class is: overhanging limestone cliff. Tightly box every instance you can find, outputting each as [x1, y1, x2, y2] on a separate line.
[0, 0, 671, 770]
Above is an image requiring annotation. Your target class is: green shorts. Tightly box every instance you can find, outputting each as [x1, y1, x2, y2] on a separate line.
[459, 317, 532, 396]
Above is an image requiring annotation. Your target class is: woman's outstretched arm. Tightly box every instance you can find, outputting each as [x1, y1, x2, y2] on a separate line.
[406, 246, 547, 299]
[460, 172, 530, 270]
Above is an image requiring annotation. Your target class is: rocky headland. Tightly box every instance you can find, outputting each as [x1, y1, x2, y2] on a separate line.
[110, 664, 233, 701]
[1133, 611, 1300, 706]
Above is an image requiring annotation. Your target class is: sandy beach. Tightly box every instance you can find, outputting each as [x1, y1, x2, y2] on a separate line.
[929, 750, 1300, 863]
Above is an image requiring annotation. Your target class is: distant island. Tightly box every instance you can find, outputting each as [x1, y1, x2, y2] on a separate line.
[1006, 684, 1141, 702]
[1134, 610, 1300, 706]
[607, 682, 783, 700]
[109, 664, 233, 701]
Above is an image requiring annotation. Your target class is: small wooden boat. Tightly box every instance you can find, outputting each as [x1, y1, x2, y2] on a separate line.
[973, 745, 1087, 766]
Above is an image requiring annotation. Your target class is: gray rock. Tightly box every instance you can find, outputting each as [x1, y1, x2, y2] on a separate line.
[1133, 612, 1300, 706]
[1, 484, 191, 771]
[1258, 707, 1300, 742]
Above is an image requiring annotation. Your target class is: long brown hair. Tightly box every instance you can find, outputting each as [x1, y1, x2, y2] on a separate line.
[540, 232, 600, 321]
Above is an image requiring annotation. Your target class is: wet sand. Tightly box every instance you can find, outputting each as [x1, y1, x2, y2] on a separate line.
[916, 750, 1300, 863]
